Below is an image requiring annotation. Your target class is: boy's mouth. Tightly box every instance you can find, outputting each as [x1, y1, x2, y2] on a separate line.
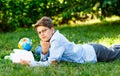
[42, 36, 46, 39]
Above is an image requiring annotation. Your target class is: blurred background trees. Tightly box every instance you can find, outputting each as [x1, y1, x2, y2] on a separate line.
[0, 0, 120, 32]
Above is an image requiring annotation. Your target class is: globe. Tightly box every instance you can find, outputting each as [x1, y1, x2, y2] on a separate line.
[18, 37, 32, 51]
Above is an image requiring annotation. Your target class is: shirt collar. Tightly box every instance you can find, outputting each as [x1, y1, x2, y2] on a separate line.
[50, 30, 59, 42]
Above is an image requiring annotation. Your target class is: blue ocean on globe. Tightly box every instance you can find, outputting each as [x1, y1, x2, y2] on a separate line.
[18, 37, 32, 51]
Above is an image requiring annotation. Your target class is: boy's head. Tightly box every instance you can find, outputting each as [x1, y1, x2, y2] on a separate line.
[34, 16, 54, 30]
[34, 16, 55, 42]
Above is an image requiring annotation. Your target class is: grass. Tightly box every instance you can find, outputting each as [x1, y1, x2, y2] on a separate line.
[0, 19, 120, 76]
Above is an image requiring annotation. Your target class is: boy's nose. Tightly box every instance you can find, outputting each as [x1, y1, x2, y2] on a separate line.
[40, 32, 44, 36]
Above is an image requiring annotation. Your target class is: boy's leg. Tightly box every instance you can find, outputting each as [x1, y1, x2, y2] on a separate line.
[35, 46, 42, 56]
[110, 44, 120, 50]
[90, 44, 120, 62]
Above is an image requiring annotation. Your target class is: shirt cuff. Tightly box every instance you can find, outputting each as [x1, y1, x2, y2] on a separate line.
[40, 53, 49, 61]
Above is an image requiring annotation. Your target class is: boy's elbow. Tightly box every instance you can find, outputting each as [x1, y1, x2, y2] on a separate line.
[51, 60, 58, 65]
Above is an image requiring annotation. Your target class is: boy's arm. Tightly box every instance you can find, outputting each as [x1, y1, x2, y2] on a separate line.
[29, 44, 64, 67]
[40, 40, 50, 55]
[20, 46, 64, 67]
[40, 40, 50, 61]
[20, 41, 64, 67]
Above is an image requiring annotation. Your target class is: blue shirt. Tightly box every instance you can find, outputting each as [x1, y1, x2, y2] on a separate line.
[30, 30, 97, 67]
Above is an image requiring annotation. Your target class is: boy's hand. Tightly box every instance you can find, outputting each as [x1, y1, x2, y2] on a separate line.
[40, 40, 50, 55]
[20, 59, 30, 66]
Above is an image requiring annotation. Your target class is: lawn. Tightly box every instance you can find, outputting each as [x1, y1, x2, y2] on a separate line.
[0, 19, 120, 76]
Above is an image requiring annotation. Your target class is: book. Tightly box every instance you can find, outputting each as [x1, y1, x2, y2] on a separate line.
[5, 49, 35, 63]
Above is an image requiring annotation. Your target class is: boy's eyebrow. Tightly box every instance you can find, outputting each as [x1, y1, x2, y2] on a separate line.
[38, 29, 49, 33]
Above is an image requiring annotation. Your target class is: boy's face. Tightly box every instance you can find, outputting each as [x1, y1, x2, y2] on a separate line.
[36, 26, 54, 42]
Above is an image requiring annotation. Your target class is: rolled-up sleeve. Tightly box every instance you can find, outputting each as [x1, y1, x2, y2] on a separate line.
[40, 52, 49, 61]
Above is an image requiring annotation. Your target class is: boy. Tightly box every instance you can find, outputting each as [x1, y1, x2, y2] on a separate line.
[20, 16, 120, 67]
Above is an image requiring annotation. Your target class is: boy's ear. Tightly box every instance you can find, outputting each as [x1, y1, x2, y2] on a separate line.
[51, 27, 54, 33]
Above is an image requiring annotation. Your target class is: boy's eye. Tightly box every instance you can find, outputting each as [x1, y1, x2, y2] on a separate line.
[38, 29, 48, 34]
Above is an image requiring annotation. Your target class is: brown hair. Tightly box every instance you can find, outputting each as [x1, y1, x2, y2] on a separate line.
[34, 16, 54, 30]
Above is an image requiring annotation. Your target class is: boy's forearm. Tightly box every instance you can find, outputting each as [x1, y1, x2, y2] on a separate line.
[40, 40, 50, 55]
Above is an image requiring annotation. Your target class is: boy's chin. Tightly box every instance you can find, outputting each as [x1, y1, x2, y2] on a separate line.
[42, 39, 50, 42]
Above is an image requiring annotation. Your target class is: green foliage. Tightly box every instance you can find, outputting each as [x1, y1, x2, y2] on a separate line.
[101, 0, 120, 16]
[0, 0, 120, 32]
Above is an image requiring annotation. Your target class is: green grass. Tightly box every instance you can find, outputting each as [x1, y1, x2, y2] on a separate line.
[0, 20, 120, 76]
